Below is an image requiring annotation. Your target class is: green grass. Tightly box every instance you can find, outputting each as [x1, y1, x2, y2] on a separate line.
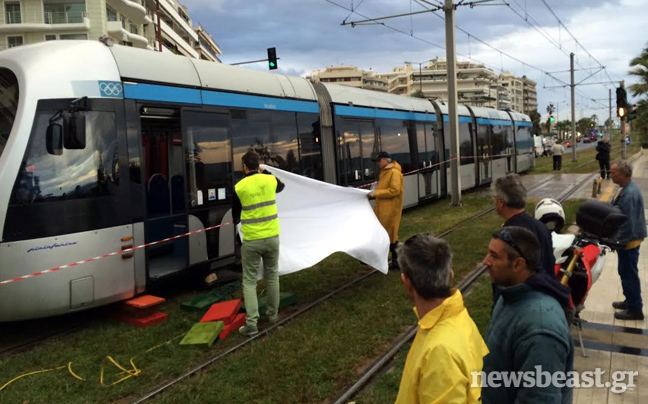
[0, 186, 586, 404]
[0, 195, 494, 404]
[531, 131, 642, 175]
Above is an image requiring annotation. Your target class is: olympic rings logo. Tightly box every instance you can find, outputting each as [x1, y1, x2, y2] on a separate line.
[99, 82, 123, 96]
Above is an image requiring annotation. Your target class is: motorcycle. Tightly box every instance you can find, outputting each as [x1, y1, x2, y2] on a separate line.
[536, 199, 627, 356]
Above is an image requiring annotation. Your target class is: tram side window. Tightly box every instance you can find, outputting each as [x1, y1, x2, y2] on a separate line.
[4, 109, 122, 242]
[10, 111, 119, 205]
[459, 122, 474, 165]
[231, 109, 300, 181]
[377, 119, 410, 174]
[0, 68, 18, 161]
[296, 113, 323, 180]
[515, 126, 533, 154]
[491, 125, 507, 158]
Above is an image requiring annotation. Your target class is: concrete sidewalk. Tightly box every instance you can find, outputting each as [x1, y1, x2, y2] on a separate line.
[572, 150, 648, 403]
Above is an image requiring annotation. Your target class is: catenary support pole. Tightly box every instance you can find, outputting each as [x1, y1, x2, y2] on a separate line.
[570, 52, 577, 162]
[445, 0, 461, 206]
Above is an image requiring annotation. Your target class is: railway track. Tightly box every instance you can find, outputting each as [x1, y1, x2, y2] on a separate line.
[330, 171, 597, 403]
[129, 171, 595, 403]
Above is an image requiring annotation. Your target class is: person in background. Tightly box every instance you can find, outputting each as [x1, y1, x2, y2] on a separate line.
[551, 140, 565, 171]
[395, 233, 488, 404]
[368, 151, 404, 269]
[482, 227, 574, 403]
[610, 160, 646, 320]
[233, 151, 285, 336]
[596, 137, 612, 179]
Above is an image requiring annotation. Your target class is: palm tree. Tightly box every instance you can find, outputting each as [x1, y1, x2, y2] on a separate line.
[628, 44, 648, 143]
[629, 45, 648, 97]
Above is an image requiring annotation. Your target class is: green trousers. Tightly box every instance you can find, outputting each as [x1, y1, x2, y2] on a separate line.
[242, 236, 280, 327]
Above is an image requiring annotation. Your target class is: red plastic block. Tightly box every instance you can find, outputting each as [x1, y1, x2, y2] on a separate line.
[200, 299, 242, 325]
[125, 295, 166, 309]
[219, 313, 246, 340]
[115, 312, 168, 328]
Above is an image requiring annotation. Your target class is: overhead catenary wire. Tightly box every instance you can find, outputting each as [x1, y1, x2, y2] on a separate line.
[326, 0, 609, 112]
[539, 0, 620, 84]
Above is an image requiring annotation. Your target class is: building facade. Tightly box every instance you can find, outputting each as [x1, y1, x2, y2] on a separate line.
[307, 65, 388, 92]
[387, 59, 501, 107]
[521, 75, 538, 115]
[0, 0, 221, 62]
[498, 72, 525, 113]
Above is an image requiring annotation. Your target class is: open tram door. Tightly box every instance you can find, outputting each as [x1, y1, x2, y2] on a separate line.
[139, 106, 189, 279]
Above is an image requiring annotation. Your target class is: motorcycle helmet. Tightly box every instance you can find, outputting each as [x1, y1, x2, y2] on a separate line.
[535, 198, 565, 233]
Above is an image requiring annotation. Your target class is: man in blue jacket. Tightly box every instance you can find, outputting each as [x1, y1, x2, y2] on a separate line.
[482, 226, 574, 403]
[611, 160, 646, 320]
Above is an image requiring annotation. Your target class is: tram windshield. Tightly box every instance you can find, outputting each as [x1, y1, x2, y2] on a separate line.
[0, 68, 19, 161]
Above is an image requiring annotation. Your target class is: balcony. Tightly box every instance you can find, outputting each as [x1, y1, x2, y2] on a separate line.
[0, 11, 90, 32]
[107, 20, 148, 48]
[160, 18, 198, 58]
[107, 0, 151, 25]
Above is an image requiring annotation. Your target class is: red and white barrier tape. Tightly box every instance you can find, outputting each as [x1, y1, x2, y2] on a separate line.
[0, 222, 232, 285]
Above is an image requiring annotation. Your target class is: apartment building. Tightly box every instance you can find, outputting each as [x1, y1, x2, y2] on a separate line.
[388, 59, 500, 107]
[0, 0, 221, 62]
[307, 65, 388, 92]
[498, 72, 525, 112]
[521, 75, 538, 115]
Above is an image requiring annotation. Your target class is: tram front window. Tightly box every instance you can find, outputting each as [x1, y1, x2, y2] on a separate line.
[0, 68, 19, 161]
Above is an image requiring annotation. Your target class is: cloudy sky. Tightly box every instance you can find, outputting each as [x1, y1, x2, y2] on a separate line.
[181, 0, 647, 121]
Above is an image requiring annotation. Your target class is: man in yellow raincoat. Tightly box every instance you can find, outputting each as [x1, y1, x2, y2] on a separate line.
[368, 151, 404, 269]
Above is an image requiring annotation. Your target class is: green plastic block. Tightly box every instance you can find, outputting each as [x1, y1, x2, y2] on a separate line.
[181, 281, 242, 312]
[180, 322, 224, 347]
[181, 294, 222, 312]
[241, 292, 297, 315]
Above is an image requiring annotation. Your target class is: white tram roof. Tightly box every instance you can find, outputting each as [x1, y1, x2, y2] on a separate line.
[323, 83, 436, 114]
[470, 106, 513, 121]
[432, 102, 472, 118]
[110, 44, 318, 101]
[508, 111, 531, 123]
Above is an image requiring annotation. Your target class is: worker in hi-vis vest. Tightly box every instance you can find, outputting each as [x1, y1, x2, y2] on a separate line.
[232, 151, 285, 336]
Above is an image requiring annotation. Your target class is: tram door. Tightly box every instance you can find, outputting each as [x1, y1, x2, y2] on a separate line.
[477, 123, 492, 185]
[140, 107, 189, 279]
[417, 122, 441, 200]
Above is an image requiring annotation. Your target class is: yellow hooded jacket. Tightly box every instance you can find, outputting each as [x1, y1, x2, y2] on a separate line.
[395, 290, 489, 404]
[373, 161, 404, 243]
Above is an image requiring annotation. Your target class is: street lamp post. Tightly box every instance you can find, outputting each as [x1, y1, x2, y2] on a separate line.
[404, 60, 429, 96]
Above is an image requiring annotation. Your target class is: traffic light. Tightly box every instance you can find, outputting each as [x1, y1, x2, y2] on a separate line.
[549, 115, 555, 123]
[627, 104, 637, 122]
[267, 47, 277, 70]
[616, 87, 628, 117]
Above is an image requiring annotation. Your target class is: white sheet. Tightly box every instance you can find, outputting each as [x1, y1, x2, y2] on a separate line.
[238, 165, 390, 275]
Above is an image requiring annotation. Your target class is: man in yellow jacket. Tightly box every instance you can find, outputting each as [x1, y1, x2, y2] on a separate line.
[395, 233, 489, 403]
[368, 151, 404, 269]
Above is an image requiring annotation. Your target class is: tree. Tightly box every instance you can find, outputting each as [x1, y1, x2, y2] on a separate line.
[410, 89, 425, 98]
[629, 45, 648, 98]
[545, 103, 555, 135]
[605, 118, 614, 130]
[577, 117, 594, 137]
[529, 110, 542, 135]
[555, 120, 571, 139]
[628, 44, 648, 143]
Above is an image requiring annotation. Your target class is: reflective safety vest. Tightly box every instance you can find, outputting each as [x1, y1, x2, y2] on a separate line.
[235, 173, 280, 241]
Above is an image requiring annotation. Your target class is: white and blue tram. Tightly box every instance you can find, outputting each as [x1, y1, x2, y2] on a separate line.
[0, 41, 534, 321]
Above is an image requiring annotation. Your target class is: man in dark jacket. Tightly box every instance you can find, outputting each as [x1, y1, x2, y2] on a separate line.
[596, 137, 612, 179]
[491, 174, 569, 308]
[482, 226, 574, 404]
[610, 160, 646, 320]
